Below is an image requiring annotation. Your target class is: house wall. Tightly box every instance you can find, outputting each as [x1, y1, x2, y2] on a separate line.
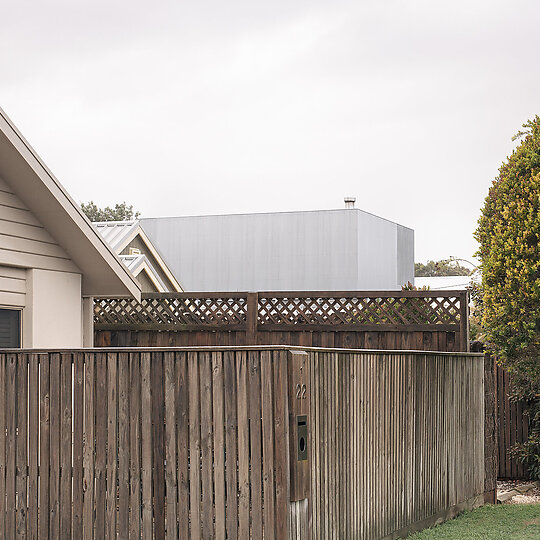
[24, 269, 82, 348]
[0, 176, 79, 273]
[397, 224, 415, 287]
[0, 175, 85, 347]
[0, 265, 26, 308]
[136, 269, 158, 293]
[356, 210, 405, 289]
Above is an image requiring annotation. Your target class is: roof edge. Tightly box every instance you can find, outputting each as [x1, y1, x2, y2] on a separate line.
[0, 107, 141, 300]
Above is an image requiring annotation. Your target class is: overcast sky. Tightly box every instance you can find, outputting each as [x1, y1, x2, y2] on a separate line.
[2, 0, 539, 265]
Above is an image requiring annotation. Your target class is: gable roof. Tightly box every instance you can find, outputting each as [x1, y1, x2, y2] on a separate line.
[0, 107, 141, 299]
[119, 254, 169, 292]
[93, 220, 183, 292]
[94, 220, 139, 252]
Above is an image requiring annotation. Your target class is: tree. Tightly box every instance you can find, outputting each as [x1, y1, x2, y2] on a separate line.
[475, 115, 540, 478]
[80, 201, 140, 222]
[414, 259, 472, 277]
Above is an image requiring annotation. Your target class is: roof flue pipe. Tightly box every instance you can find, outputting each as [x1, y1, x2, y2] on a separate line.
[344, 196, 356, 209]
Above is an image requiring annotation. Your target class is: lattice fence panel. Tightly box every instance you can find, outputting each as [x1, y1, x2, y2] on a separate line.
[257, 295, 461, 326]
[95, 293, 463, 329]
[95, 296, 248, 327]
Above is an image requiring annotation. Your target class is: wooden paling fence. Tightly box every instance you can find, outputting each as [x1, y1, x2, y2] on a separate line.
[496, 363, 530, 479]
[0, 347, 485, 539]
[309, 350, 485, 538]
[94, 290, 470, 352]
[0, 349, 292, 539]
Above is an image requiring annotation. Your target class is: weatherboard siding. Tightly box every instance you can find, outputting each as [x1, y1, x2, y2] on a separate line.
[0, 176, 78, 274]
[0, 265, 25, 307]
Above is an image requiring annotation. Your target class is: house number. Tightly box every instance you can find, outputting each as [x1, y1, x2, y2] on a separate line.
[295, 383, 307, 400]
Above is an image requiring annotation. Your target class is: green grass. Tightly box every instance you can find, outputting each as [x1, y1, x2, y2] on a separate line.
[407, 504, 540, 539]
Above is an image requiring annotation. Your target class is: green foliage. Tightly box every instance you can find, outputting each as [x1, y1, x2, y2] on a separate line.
[468, 281, 485, 342]
[415, 259, 472, 277]
[401, 281, 430, 291]
[475, 115, 540, 479]
[80, 201, 140, 222]
[510, 428, 540, 480]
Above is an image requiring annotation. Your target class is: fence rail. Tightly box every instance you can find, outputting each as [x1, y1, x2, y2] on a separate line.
[95, 290, 470, 352]
[0, 346, 485, 539]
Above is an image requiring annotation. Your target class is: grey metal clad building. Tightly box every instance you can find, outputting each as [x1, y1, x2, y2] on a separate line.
[140, 206, 414, 292]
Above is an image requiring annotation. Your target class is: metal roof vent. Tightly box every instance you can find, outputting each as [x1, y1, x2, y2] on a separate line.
[344, 196, 356, 209]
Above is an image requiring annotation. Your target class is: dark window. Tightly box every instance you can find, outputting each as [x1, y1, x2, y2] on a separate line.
[0, 309, 21, 348]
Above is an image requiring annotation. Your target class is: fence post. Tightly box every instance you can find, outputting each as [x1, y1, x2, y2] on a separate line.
[246, 293, 258, 345]
[459, 290, 470, 352]
[287, 350, 311, 538]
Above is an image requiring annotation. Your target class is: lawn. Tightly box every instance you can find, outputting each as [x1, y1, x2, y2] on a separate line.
[407, 504, 540, 539]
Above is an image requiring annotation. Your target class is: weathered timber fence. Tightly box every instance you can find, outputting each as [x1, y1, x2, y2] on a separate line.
[0, 347, 484, 539]
[496, 363, 530, 479]
[309, 349, 485, 538]
[94, 290, 470, 352]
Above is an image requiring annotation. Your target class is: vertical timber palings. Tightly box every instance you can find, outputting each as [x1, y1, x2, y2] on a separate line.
[199, 351, 214, 540]
[273, 349, 290, 539]
[39, 354, 50, 540]
[117, 352, 130, 540]
[15, 353, 28, 539]
[49, 353, 61, 539]
[141, 352, 153, 539]
[211, 351, 226, 540]
[94, 353, 107, 540]
[151, 351, 166, 540]
[164, 351, 178, 540]
[27, 354, 39, 540]
[106, 352, 119, 540]
[248, 350, 263, 539]
[260, 350, 276, 539]
[236, 351, 250, 539]
[82, 352, 95, 540]
[175, 351, 189, 537]
[5, 353, 16, 538]
[188, 351, 202, 540]
[223, 350, 238, 539]
[72, 352, 84, 540]
[60, 353, 73, 539]
[311, 350, 320, 539]
[129, 352, 142, 540]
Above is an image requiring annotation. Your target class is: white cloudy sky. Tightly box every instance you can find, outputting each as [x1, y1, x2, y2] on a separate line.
[1, 0, 539, 265]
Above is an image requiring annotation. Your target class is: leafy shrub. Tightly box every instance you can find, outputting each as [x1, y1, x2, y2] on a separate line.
[475, 115, 540, 479]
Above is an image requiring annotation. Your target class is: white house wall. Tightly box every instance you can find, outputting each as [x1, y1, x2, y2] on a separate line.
[24, 269, 82, 348]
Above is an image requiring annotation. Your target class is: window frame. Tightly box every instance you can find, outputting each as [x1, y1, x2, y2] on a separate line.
[0, 307, 22, 348]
